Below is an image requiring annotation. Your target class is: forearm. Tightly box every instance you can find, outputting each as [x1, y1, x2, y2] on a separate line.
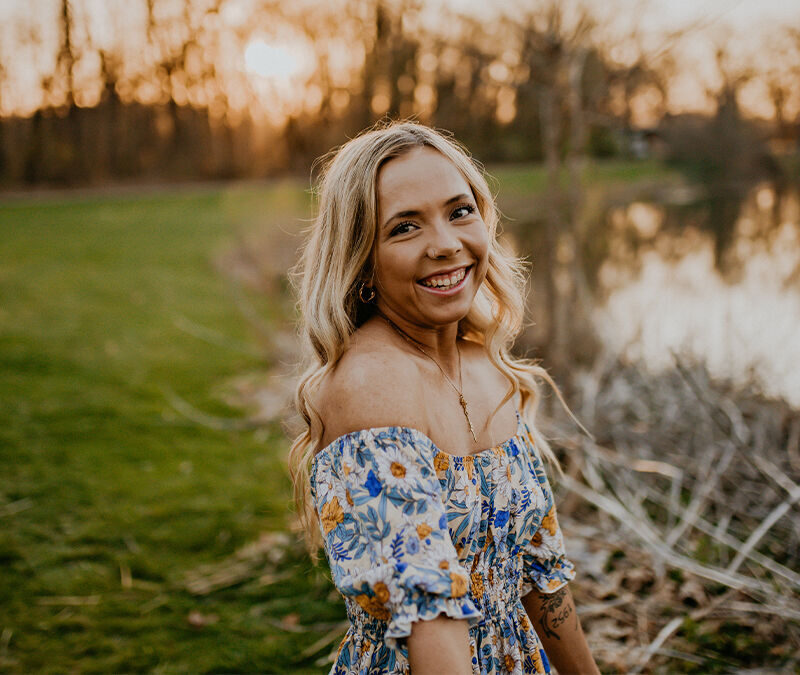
[406, 615, 473, 674]
[522, 585, 599, 675]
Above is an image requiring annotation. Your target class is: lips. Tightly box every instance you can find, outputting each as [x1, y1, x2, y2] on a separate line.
[416, 264, 473, 293]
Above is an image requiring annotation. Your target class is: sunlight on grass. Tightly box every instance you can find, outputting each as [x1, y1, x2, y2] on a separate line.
[0, 186, 342, 672]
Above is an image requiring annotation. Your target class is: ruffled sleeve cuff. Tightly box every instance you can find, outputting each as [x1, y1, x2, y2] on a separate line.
[521, 555, 576, 596]
[384, 589, 482, 651]
[382, 563, 483, 651]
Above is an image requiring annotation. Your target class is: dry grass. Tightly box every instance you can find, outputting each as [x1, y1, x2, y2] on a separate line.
[547, 353, 800, 672]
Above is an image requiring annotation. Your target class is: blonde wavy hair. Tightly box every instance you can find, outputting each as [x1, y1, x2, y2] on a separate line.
[289, 120, 572, 551]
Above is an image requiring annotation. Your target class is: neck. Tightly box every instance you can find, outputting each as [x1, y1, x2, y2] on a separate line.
[375, 305, 461, 371]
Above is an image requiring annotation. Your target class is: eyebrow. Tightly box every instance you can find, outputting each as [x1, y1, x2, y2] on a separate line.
[382, 193, 472, 230]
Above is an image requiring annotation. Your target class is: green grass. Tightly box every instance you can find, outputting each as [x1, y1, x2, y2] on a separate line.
[487, 158, 675, 197]
[0, 160, 677, 673]
[0, 183, 344, 673]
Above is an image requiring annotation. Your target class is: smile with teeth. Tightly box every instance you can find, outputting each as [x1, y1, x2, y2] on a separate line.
[418, 266, 469, 289]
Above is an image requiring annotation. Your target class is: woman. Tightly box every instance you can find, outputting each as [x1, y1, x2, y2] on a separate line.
[289, 121, 598, 674]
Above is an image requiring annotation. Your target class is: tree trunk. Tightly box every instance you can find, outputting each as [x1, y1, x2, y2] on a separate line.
[564, 47, 597, 369]
[539, 76, 568, 383]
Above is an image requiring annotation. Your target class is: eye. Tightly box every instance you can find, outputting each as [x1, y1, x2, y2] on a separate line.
[390, 221, 417, 236]
[451, 204, 476, 220]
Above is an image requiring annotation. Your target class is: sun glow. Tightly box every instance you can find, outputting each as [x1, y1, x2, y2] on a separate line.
[244, 39, 304, 81]
[242, 37, 315, 123]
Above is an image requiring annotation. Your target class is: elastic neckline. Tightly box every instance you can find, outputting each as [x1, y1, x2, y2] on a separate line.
[312, 410, 525, 465]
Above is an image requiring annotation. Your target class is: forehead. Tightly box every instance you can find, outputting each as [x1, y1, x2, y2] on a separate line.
[376, 146, 471, 215]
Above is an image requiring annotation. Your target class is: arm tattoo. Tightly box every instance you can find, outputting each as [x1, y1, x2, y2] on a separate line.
[536, 586, 574, 640]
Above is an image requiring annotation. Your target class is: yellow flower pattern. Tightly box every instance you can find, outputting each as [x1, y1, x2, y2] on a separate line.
[464, 454, 474, 481]
[471, 572, 485, 599]
[355, 593, 391, 621]
[450, 572, 468, 598]
[434, 451, 450, 473]
[374, 582, 390, 604]
[416, 523, 432, 539]
[541, 506, 558, 537]
[320, 496, 344, 534]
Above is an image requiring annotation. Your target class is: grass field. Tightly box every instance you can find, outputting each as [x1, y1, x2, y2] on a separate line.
[0, 183, 346, 673]
[0, 161, 677, 673]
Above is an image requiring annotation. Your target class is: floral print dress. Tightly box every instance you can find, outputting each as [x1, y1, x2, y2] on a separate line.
[310, 411, 575, 675]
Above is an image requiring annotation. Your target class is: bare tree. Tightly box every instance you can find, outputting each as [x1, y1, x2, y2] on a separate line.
[507, 2, 599, 383]
[56, 0, 77, 108]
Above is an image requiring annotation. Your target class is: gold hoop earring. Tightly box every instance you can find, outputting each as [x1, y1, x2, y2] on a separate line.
[358, 282, 376, 303]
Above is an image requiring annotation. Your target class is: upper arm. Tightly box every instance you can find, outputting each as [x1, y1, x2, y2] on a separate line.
[407, 615, 473, 675]
[316, 349, 424, 447]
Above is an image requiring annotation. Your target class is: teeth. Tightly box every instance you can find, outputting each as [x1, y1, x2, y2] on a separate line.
[420, 267, 467, 288]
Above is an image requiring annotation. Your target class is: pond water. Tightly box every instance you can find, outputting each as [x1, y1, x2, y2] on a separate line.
[591, 182, 800, 406]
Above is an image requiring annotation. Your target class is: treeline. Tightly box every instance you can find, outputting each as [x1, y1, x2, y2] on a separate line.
[1, 98, 254, 184]
[0, 0, 797, 186]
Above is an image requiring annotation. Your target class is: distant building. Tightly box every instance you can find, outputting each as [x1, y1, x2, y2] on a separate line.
[615, 128, 668, 160]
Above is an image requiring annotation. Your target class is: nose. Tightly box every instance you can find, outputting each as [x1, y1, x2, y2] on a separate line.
[426, 221, 462, 259]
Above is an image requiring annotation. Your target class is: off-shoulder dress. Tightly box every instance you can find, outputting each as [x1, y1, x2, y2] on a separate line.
[310, 411, 575, 675]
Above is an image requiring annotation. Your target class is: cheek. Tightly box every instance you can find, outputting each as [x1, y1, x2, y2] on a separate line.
[470, 230, 491, 283]
[374, 249, 415, 289]
[471, 227, 490, 263]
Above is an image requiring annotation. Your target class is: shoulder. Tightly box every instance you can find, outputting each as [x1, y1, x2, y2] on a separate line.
[314, 327, 426, 449]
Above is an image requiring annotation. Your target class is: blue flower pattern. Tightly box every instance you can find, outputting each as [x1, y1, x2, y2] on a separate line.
[310, 412, 575, 674]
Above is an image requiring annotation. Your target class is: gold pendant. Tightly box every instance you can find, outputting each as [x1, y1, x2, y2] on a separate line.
[459, 394, 477, 442]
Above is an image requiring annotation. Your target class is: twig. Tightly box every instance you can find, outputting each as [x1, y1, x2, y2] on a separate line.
[787, 418, 800, 472]
[653, 648, 706, 666]
[0, 498, 33, 517]
[578, 439, 681, 479]
[727, 494, 800, 576]
[36, 595, 101, 606]
[714, 601, 800, 621]
[630, 616, 684, 673]
[1, 628, 12, 654]
[263, 617, 308, 634]
[119, 561, 132, 589]
[577, 594, 636, 617]
[752, 454, 800, 499]
[162, 386, 262, 431]
[298, 624, 349, 659]
[666, 442, 735, 548]
[173, 314, 262, 358]
[140, 594, 169, 614]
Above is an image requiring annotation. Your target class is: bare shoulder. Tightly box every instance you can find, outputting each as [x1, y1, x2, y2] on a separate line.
[314, 330, 424, 449]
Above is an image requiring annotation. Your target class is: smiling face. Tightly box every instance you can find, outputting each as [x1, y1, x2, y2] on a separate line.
[372, 145, 490, 329]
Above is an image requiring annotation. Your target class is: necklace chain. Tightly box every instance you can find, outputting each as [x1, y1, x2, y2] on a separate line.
[379, 313, 477, 443]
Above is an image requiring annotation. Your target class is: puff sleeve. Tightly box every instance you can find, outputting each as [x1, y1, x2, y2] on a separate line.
[311, 427, 482, 650]
[520, 426, 576, 597]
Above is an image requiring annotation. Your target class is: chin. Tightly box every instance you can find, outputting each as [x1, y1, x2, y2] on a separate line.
[419, 300, 474, 327]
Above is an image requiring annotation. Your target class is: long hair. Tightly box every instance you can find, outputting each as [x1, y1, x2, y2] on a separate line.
[289, 120, 571, 551]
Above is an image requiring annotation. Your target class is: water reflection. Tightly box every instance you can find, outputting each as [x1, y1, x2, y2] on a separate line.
[594, 183, 800, 406]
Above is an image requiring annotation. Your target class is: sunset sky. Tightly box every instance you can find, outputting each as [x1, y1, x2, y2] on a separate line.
[0, 0, 797, 120]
